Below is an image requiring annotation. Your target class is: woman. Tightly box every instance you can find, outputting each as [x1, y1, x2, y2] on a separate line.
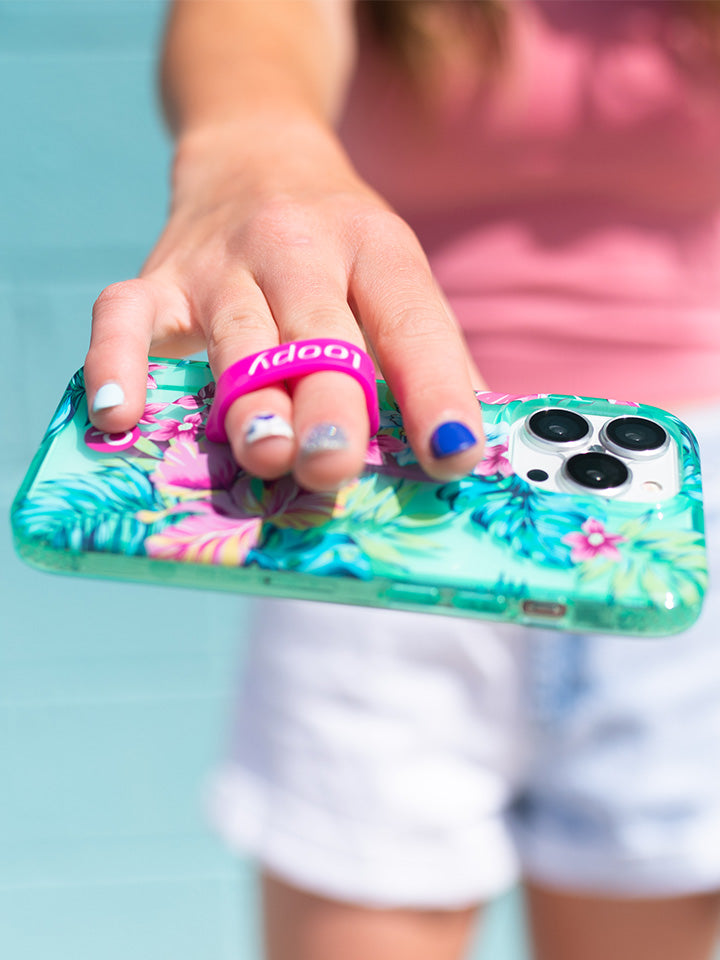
[85, 3, 720, 958]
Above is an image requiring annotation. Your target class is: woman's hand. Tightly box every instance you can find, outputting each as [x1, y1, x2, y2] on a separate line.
[84, 117, 486, 491]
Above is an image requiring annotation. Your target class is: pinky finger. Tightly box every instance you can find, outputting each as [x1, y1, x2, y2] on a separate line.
[84, 279, 158, 433]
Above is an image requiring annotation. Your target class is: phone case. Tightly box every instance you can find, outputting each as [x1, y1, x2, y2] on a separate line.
[11, 358, 707, 637]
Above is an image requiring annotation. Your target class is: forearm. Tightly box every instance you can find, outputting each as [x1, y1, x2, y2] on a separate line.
[161, 0, 356, 138]
[85, 0, 485, 492]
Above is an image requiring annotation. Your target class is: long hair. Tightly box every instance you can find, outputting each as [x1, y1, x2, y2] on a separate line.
[363, 0, 508, 76]
[363, 0, 720, 77]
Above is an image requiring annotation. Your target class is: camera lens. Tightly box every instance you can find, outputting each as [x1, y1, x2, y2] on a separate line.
[603, 417, 667, 453]
[564, 452, 629, 490]
[527, 409, 590, 444]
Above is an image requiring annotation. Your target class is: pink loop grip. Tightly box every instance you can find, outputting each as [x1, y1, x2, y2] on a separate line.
[205, 339, 380, 443]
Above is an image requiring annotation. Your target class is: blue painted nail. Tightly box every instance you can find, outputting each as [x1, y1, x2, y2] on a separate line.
[430, 421, 478, 459]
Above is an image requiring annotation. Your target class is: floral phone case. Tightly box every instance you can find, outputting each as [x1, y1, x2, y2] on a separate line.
[11, 358, 707, 636]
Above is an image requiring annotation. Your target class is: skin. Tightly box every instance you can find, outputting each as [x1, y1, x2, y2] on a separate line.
[262, 875, 720, 960]
[525, 882, 720, 960]
[262, 873, 479, 960]
[84, 2, 720, 957]
[85, 0, 487, 493]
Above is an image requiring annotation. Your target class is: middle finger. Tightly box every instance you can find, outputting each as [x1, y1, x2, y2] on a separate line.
[257, 255, 373, 492]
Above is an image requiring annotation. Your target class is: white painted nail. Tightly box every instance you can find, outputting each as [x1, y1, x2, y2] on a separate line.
[92, 382, 125, 412]
[245, 413, 295, 444]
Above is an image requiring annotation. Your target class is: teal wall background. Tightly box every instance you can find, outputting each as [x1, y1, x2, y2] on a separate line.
[0, 3, 528, 958]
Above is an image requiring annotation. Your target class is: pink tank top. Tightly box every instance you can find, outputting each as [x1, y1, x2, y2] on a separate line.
[339, 0, 720, 408]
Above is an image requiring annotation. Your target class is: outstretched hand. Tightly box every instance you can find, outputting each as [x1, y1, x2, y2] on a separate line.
[84, 122, 486, 491]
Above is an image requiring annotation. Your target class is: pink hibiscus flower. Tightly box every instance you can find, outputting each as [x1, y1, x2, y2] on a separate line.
[172, 394, 202, 410]
[144, 464, 343, 566]
[140, 403, 204, 441]
[475, 391, 545, 405]
[563, 518, 626, 563]
[172, 383, 215, 409]
[229, 474, 345, 530]
[365, 433, 407, 466]
[151, 437, 237, 492]
[145, 503, 262, 565]
[139, 402, 172, 425]
[145, 412, 204, 443]
[473, 442, 513, 477]
[146, 363, 167, 390]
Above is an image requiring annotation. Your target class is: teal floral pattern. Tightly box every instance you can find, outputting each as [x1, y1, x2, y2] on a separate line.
[44, 368, 86, 444]
[11, 361, 707, 636]
[439, 473, 596, 568]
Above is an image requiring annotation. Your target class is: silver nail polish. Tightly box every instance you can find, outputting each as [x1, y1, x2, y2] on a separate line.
[300, 423, 349, 456]
[92, 381, 125, 412]
[244, 413, 295, 444]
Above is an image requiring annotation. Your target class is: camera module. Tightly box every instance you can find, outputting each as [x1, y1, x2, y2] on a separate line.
[527, 409, 591, 446]
[601, 417, 668, 459]
[564, 452, 630, 491]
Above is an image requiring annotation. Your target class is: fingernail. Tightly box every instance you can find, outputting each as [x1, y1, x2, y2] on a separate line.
[245, 412, 295, 444]
[300, 423, 349, 456]
[92, 382, 125, 412]
[430, 421, 478, 459]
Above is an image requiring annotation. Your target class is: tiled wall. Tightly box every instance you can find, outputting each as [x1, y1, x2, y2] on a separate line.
[0, 3, 529, 958]
[1, 4, 260, 958]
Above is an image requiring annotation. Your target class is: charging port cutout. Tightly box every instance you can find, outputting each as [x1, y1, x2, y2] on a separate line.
[522, 600, 567, 619]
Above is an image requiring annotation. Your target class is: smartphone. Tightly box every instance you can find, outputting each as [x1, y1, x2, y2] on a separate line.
[11, 358, 707, 637]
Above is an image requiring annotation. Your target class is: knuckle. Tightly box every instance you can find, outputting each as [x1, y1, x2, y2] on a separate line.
[93, 278, 153, 317]
[205, 306, 270, 354]
[352, 207, 421, 252]
[245, 197, 317, 248]
[290, 306, 358, 339]
[375, 304, 455, 353]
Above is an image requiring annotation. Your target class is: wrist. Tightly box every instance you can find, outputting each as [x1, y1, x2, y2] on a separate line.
[171, 112, 358, 205]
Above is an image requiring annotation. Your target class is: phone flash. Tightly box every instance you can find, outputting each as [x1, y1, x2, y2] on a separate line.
[641, 480, 663, 495]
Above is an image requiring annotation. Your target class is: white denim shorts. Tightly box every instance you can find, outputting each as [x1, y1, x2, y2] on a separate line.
[209, 406, 720, 908]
